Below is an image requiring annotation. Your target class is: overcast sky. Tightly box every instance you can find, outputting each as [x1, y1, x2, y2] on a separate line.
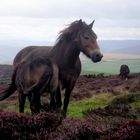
[0, 0, 140, 44]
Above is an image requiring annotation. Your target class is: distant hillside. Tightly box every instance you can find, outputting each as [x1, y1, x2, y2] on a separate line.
[0, 40, 53, 64]
[99, 40, 140, 55]
[0, 40, 140, 64]
[112, 46, 140, 55]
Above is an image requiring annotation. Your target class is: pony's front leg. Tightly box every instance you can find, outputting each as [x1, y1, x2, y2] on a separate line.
[18, 92, 26, 113]
[63, 86, 73, 118]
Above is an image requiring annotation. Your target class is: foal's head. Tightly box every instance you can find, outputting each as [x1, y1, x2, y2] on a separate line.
[60, 19, 103, 62]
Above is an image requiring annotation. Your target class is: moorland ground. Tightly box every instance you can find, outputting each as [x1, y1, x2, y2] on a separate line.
[0, 63, 140, 139]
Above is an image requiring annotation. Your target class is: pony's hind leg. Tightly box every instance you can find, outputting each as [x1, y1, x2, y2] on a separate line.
[18, 92, 26, 113]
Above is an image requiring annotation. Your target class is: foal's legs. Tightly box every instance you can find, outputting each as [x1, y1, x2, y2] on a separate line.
[30, 92, 40, 115]
[50, 91, 57, 111]
[18, 92, 26, 113]
[56, 87, 62, 109]
[49, 63, 59, 111]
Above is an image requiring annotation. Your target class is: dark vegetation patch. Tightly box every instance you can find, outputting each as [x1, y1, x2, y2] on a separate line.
[0, 111, 103, 140]
[100, 121, 140, 140]
[0, 112, 62, 140]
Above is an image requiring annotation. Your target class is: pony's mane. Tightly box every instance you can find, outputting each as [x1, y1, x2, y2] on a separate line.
[55, 20, 88, 45]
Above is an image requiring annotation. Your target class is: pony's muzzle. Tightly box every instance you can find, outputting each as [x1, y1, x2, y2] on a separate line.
[91, 52, 103, 63]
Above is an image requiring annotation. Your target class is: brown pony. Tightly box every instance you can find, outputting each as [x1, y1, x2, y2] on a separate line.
[0, 57, 59, 114]
[120, 64, 130, 80]
[0, 20, 103, 117]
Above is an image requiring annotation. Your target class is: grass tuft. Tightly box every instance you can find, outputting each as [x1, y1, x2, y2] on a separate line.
[68, 93, 116, 117]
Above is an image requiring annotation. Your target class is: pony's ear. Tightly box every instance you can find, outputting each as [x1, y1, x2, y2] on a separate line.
[89, 20, 95, 28]
[78, 19, 83, 26]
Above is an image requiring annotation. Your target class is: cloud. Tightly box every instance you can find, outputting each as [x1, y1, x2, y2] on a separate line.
[0, 0, 140, 41]
[0, 0, 140, 20]
[0, 16, 95, 41]
[0, 16, 140, 41]
[0, 16, 58, 41]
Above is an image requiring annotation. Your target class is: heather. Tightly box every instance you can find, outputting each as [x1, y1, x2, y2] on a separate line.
[0, 93, 140, 140]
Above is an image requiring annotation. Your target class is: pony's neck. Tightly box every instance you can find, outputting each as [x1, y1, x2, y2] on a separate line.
[51, 41, 80, 68]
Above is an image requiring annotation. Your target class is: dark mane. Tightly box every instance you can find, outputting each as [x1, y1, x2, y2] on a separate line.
[55, 20, 89, 46]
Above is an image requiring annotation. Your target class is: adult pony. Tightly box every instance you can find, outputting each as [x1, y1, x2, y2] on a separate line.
[120, 64, 130, 80]
[0, 20, 103, 117]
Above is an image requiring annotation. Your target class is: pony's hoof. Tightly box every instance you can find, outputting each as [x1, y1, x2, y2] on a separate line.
[61, 111, 67, 118]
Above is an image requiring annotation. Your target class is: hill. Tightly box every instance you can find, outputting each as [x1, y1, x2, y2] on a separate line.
[99, 40, 140, 54]
[0, 40, 140, 64]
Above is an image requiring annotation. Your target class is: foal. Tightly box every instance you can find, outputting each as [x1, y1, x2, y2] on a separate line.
[1, 57, 59, 114]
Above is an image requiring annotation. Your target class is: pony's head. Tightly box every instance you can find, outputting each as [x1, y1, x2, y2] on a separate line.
[59, 19, 103, 62]
[75, 19, 103, 62]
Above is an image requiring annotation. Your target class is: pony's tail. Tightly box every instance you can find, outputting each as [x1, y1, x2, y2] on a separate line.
[0, 67, 17, 100]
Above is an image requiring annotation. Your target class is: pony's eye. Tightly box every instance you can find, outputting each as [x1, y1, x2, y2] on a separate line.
[84, 36, 89, 40]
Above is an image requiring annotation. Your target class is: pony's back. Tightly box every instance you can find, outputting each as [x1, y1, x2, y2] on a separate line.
[15, 57, 52, 94]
